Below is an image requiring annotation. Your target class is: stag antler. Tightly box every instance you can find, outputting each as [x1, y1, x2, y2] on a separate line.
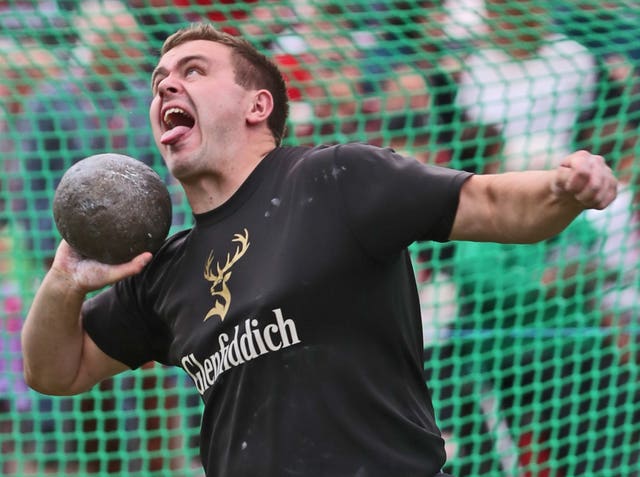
[204, 251, 217, 282]
[217, 229, 250, 277]
[203, 229, 250, 321]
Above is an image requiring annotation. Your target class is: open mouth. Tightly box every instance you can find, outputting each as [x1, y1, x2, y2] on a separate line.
[164, 107, 195, 130]
[161, 107, 195, 145]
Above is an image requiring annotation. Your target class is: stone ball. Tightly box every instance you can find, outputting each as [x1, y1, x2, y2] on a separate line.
[53, 153, 172, 264]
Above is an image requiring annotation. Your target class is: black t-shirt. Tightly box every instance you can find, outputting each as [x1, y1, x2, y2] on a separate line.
[83, 143, 472, 477]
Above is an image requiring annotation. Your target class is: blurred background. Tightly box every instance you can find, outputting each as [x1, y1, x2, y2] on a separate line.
[1, 0, 639, 475]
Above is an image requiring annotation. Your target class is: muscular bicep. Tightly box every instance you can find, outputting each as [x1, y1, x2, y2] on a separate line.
[67, 331, 130, 395]
[448, 170, 580, 244]
[448, 175, 499, 242]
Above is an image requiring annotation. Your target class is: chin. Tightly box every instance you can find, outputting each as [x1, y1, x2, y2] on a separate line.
[168, 165, 192, 184]
[169, 153, 205, 182]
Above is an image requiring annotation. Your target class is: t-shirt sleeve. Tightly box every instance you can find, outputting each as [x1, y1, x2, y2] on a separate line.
[331, 143, 472, 257]
[82, 276, 171, 369]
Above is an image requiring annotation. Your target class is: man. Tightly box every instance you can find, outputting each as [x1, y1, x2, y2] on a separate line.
[22, 23, 617, 477]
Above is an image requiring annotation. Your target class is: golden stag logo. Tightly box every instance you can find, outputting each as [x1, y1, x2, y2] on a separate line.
[203, 229, 250, 322]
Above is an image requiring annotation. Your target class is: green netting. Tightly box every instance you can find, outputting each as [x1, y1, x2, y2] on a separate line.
[1, 0, 639, 475]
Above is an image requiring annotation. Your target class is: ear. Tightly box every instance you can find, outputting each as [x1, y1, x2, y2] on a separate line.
[246, 89, 274, 125]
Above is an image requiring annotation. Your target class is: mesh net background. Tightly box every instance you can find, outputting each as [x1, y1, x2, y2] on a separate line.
[1, 0, 640, 475]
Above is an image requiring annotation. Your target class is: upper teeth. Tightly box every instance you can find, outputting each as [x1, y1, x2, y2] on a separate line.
[164, 107, 188, 127]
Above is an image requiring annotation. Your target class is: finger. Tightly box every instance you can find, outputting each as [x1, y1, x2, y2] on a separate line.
[589, 170, 618, 210]
[551, 164, 574, 196]
[73, 251, 152, 291]
[555, 151, 617, 209]
[101, 252, 152, 284]
[572, 159, 617, 209]
[572, 168, 603, 205]
[565, 152, 602, 194]
[553, 151, 593, 195]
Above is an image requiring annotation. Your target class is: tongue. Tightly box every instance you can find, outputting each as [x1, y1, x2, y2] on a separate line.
[160, 125, 191, 145]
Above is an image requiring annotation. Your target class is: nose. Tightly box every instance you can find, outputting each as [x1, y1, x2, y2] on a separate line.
[157, 74, 181, 96]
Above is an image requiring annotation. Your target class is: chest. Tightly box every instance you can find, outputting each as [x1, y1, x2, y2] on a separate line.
[153, 189, 367, 369]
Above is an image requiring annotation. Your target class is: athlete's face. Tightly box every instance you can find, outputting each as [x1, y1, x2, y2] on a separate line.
[149, 40, 255, 181]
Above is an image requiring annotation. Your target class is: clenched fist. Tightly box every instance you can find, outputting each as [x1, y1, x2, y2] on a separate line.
[552, 150, 618, 210]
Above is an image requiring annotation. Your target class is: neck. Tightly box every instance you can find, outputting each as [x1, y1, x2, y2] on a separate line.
[185, 144, 276, 214]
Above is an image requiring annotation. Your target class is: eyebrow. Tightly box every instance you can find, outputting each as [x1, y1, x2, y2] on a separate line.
[151, 54, 210, 88]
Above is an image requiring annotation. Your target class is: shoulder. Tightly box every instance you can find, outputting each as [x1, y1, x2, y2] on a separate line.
[307, 142, 403, 168]
[157, 227, 191, 255]
[282, 142, 396, 161]
[277, 143, 467, 185]
[303, 143, 411, 181]
[271, 143, 395, 178]
[141, 228, 192, 275]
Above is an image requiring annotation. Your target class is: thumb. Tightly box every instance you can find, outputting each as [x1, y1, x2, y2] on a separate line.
[104, 252, 153, 283]
[551, 163, 578, 197]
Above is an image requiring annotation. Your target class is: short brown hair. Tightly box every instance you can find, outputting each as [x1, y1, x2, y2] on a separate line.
[161, 23, 289, 145]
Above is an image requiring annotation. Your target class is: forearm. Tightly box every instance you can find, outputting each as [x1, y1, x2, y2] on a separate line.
[451, 170, 586, 243]
[21, 268, 88, 394]
[488, 170, 584, 243]
[22, 241, 150, 395]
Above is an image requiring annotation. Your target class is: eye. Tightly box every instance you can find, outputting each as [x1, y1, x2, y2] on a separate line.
[185, 66, 202, 78]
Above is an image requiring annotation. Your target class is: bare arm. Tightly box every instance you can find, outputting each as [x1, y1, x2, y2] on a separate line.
[21, 241, 151, 396]
[450, 151, 618, 243]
